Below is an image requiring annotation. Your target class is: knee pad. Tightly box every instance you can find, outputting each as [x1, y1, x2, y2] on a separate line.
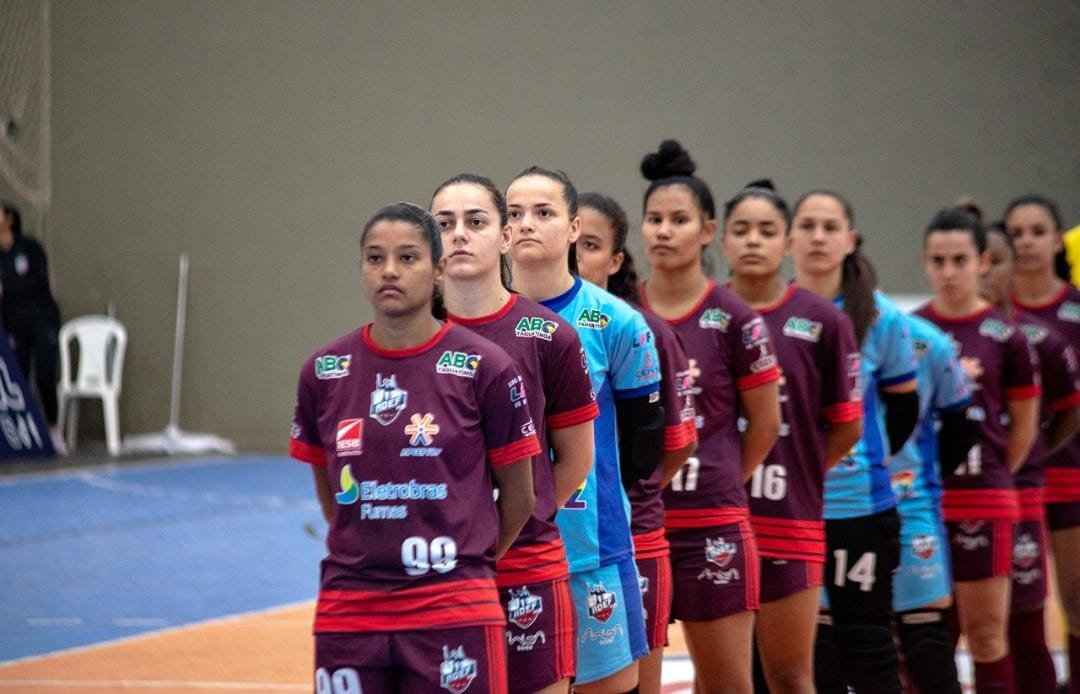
[813, 614, 847, 694]
[833, 623, 902, 694]
[897, 610, 961, 694]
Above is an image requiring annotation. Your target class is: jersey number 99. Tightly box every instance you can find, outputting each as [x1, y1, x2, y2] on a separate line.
[402, 536, 458, 576]
[316, 667, 362, 694]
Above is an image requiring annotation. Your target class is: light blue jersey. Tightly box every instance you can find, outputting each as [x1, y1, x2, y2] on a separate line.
[891, 315, 971, 611]
[892, 315, 972, 519]
[824, 291, 917, 519]
[543, 277, 661, 573]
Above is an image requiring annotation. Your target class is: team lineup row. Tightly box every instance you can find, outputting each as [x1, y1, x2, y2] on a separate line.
[289, 140, 1080, 694]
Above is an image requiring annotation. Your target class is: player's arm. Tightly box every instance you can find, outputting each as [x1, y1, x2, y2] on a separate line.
[737, 380, 782, 482]
[491, 458, 535, 560]
[311, 465, 334, 525]
[823, 418, 862, 470]
[1005, 396, 1040, 473]
[550, 421, 594, 507]
[880, 377, 919, 455]
[1046, 404, 1080, 456]
[660, 440, 697, 487]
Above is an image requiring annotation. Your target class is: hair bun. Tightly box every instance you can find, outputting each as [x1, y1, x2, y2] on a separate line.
[640, 139, 696, 181]
[745, 178, 775, 191]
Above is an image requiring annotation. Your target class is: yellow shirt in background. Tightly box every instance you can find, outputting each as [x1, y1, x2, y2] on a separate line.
[1067, 225, 1080, 288]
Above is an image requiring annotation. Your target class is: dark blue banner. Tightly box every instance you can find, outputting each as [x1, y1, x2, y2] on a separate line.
[0, 326, 55, 460]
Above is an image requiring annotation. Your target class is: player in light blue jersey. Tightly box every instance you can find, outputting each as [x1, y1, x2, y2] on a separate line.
[507, 167, 662, 694]
[792, 191, 919, 694]
[891, 313, 975, 694]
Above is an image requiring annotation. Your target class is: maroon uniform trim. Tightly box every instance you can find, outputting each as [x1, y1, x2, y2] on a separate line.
[546, 401, 600, 430]
[289, 438, 326, 465]
[665, 506, 749, 530]
[751, 516, 827, 562]
[488, 435, 542, 468]
[1045, 468, 1080, 503]
[823, 401, 863, 424]
[664, 420, 698, 451]
[632, 527, 671, 560]
[496, 538, 569, 586]
[942, 488, 1019, 522]
[1011, 283, 1069, 312]
[315, 578, 504, 632]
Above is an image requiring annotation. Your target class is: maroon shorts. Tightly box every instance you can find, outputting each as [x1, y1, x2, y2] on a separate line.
[667, 520, 759, 622]
[315, 625, 507, 694]
[1011, 518, 1050, 610]
[946, 519, 1014, 582]
[1047, 501, 1080, 531]
[759, 558, 824, 604]
[500, 577, 575, 694]
[635, 552, 673, 650]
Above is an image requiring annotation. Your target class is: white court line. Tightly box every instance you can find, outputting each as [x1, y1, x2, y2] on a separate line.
[0, 600, 315, 669]
[0, 680, 307, 690]
[0, 454, 269, 486]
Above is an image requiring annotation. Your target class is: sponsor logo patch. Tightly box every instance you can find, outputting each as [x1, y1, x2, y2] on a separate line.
[515, 316, 558, 341]
[1013, 532, 1039, 569]
[699, 308, 732, 330]
[370, 373, 408, 426]
[576, 308, 610, 330]
[912, 534, 937, 560]
[507, 587, 543, 629]
[315, 354, 351, 379]
[436, 351, 481, 378]
[1058, 301, 1080, 324]
[891, 470, 917, 499]
[742, 317, 769, 349]
[782, 317, 823, 342]
[1020, 323, 1049, 345]
[586, 582, 617, 623]
[978, 318, 1014, 342]
[506, 630, 547, 652]
[439, 645, 477, 694]
[335, 464, 359, 505]
[336, 418, 364, 456]
[705, 536, 737, 568]
[508, 376, 527, 408]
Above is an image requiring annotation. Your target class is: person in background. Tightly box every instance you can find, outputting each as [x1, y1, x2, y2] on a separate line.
[916, 207, 1041, 694]
[0, 201, 62, 451]
[984, 220, 1080, 693]
[719, 183, 863, 694]
[576, 191, 698, 694]
[790, 190, 919, 694]
[432, 173, 598, 694]
[638, 140, 782, 694]
[1004, 195, 1080, 694]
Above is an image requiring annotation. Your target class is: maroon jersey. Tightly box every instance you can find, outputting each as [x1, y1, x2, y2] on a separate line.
[626, 308, 697, 548]
[447, 294, 599, 586]
[643, 281, 781, 529]
[748, 285, 862, 563]
[1013, 312, 1080, 492]
[915, 304, 1041, 522]
[289, 322, 541, 632]
[1013, 284, 1080, 504]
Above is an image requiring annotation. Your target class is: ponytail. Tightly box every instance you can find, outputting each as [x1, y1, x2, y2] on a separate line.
[841, 240, 878, 347]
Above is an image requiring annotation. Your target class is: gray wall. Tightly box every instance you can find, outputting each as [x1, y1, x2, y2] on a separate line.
[46, 0, 1080, 450]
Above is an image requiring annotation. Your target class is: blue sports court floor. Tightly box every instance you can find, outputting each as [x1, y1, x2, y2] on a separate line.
[0, 455, 326, 663]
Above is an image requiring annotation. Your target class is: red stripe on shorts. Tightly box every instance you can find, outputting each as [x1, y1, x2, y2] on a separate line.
[1045, 468, 1080, 504]
[992, 520, 1013, 578]
[633, 528, 671, 560]
[654, 555, 673, 647]
[750, 516, 826, 562]
[942, 488, 1019, 522]
[486, 624, 508, 694]
[739, 520, 761, 610]
[555, 578, 575, 682]
[1017, 487, 1046, 521]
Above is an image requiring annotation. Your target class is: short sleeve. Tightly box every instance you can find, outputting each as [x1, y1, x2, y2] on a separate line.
[543, 325, 599, 430]
[289, 360, 327, 465]
[652, 320, 698, 450]
[877, 302, 917, 387]
[608, 306, 661, 401]
[930, 335, 973, 413]
[479, 357, 543, 468]
[820, 311, 863, 423]
[1041, 338, 1080, 413]
[1004, 329, 1042, 402]
[733, 312, 781, 391]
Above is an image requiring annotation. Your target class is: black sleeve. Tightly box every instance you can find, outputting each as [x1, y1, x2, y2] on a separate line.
[615, 393, 665, 490]
[880, 389, 920, 456]
[937, 407, 980, 476]
[4, 239, 51, 298]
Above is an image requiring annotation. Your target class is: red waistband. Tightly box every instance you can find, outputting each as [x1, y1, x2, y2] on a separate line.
[942, 488, 1019, 522]
[1045, 467, 1080, 504]
[750, 515, 827, 562]
[316, 578, 503, 632]
[633, 527, 671, 559]
[496, 538, 569, 587]
[665, 506, 749, 530]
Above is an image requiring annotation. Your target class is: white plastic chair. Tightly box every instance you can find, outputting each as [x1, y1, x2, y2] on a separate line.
[57, 316, 127, 456]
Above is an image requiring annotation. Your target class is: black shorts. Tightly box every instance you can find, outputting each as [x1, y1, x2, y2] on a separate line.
[822, 507, 901, 624]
